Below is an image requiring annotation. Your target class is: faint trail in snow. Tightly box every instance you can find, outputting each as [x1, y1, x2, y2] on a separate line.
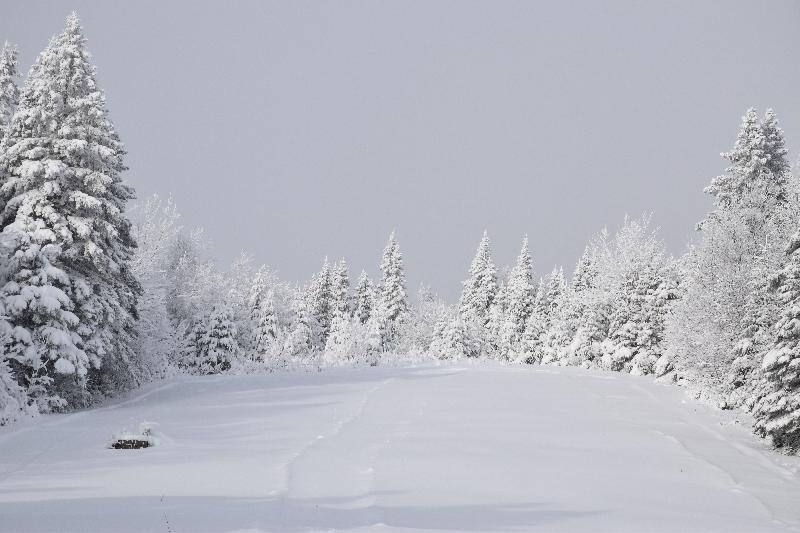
[281, 377, 395, 497]
[628, 381, 800, 532]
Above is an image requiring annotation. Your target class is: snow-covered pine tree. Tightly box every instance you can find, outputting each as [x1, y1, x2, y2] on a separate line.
[605, 261, 677, 375]
[459, 231, 498, 327]
[252, 290, 279, 361]
[284, 288, 315, 359]
[498, 237, 534, 360]
[568, 233, 613, 368]
[595, 216, 676, 375]
[519, 277, 546, 363]
[430, 314, 475, 360]
[486, 278, 507, 355]
[365, 300, 389, 363]
[542, 246, 597, 367]
[0, 14, 140, 406]
[305, 258, 332, 348]
[0, 238, 34, 424]
[375, 232, 408, 349]
[538, 267, 572, 365]
[323, 260, 353, 364]
[0, 42, 19, 142]
[195, 304, 238, 374]
[546, 267, 566, 315]
[330, 259, 350, 319]
[752, 230, 800, 453]
[353, 270, 374, 324]
[378, 232, 408, 322]
[668, 109, 795, 402]
[728, 110, 797, 407]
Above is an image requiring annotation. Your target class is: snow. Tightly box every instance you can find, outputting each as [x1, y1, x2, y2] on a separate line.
[0, 363, 799, 533]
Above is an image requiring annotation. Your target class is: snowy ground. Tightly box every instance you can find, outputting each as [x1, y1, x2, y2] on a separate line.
[1, 364, 799, 533]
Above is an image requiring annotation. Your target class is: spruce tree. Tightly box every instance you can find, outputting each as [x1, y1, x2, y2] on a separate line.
[486, 274, 508, 356]
[377, 232, 408, 346]
[459, 231, 498, 327]
[538, 267, 571, 365]
[668, 109, 795, 400]
[305, 258, 332, 347]
[0, 14, 140, 404]
[498, 237, 534, 359]
[353, 270, 374, 324]
[379, 232, 408, 321]
[330, 259, 350, 319]
[284, 304, 314, 359]
[542, 247, 597, 366]
[252, 291, 278, 361]
[430, 315, 474, 360]
[195, 305, 238, 374]
[323, 260, 352, 364]
[752, 231, 800, 452]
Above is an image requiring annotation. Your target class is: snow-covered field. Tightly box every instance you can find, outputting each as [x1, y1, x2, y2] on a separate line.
[1, 364, 799, 533]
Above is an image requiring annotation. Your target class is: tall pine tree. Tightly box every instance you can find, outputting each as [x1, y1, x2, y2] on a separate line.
[458, 231, 498, 327]
[752, 231, 800, 452]
[353, 270, 374, 324]
[378, 232, 408, 324]
[498, 237, 534, 359]
[0, 14, 140, 405]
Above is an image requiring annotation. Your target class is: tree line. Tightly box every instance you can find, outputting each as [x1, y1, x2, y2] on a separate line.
[0, 15, 797, 455]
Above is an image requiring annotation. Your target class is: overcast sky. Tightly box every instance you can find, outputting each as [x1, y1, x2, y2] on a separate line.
[3, 1, 800, 300]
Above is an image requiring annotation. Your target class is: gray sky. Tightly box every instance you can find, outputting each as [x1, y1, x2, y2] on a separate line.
[3, 1, 800, 300]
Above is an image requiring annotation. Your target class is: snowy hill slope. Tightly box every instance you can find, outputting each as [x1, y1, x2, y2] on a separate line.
[0, 364, 799, 533]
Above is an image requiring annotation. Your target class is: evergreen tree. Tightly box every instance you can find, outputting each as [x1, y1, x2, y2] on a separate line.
[486, 279, 507, 354]
[284, 289, 314, 358]
[330, 259, 350, 319]
[305, 258, 332, 348]
[324, 312, 354, 364]
[752, 231, 800, 452]
[542, 246, 598, 366]
[252, 291, 278, 360]
[498, 237, 534, 359]
[571, 246, 597, 294]
[430, 314, 475, 360]
[378, 232, 408, 322]
[365, 300, 389, 361]
[0, 14, 140, 405]
[194, 304, 238, 374]
[459, 231, 498, 327]
[537, 267, 570, 365]
[668, 109, 795, 401]
[0, 41, 19, 141]
[604, 261, 677, 375]
[353, 270, 374, 324]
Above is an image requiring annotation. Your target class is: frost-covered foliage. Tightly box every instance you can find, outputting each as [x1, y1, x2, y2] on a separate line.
[371, 232, 409, 351]
[459, 231, 498, 327]
[512, 216, 678, 375]
[191, 304, 238, 374]
[751, 231, 800, 452]
[0, 14, 796, 456]
[667, 108, 796, 407]
[0, 14, 140, 408]
[378, 232, 408, 323]
[0, 231, 35, 425]
[497, 237, 535, 360]
[352, 270, 374, 324]
[0, 41, 19, 141]
[129, 195, 182, 382]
